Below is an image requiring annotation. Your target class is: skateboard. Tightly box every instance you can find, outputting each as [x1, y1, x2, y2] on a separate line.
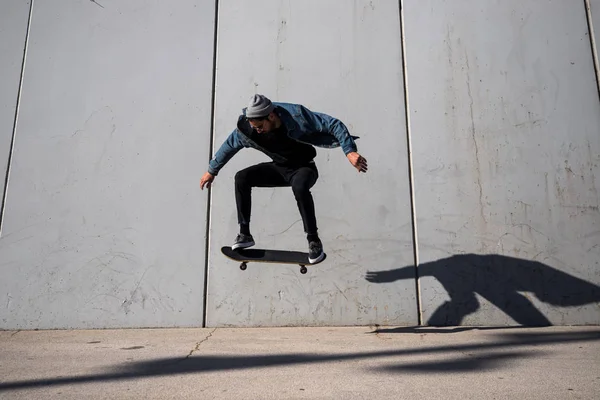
[221, 246, 326, 274]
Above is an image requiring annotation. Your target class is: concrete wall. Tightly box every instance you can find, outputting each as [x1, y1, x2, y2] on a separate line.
[206, 0, 417, 327]
[0, 0, 598, 329]
[0, 0, 215, 329]
[0, 1, 30, 205]
[401, 0, 600, 326]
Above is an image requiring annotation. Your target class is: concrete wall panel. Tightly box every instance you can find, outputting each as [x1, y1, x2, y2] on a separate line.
[0, 0, 215, 329]
[206, 0, 417, 326]
[0, 1, 30, 204]
[403, 0, 600, 326]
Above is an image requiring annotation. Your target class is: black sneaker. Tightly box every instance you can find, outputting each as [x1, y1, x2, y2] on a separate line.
[232, 233, 255, 250]
[308, 240, 325, 264]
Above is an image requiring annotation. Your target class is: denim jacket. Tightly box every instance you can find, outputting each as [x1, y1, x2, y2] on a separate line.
[207, 102, 360, 176]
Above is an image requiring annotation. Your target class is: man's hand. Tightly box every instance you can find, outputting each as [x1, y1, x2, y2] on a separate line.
[200, 172, 215, 190]
[347, 152, 368, 173]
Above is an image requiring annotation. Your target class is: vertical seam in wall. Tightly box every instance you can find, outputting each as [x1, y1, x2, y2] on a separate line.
[202, 0, 220, 328]
[398, 0, 422, 326]
[585, 0, 600, 101]
[0, 0, 34, 236]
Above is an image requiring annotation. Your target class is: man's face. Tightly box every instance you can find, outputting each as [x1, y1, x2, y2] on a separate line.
[248, 113, 276, 133]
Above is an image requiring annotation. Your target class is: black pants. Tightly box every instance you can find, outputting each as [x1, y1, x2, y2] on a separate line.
[235, 162, 319, 235]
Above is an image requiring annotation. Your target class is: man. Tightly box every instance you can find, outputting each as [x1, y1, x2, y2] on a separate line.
[200, 94, 367, 264]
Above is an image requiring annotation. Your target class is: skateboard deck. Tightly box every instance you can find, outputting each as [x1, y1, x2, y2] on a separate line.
[221, 246, 326, 274]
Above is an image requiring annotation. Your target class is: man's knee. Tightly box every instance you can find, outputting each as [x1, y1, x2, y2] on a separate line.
[291, 180, 312, 196]
[235, 169, 249, 186]
[291, 170, 316, 194]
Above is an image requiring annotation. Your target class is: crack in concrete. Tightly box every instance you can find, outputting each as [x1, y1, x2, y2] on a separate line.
[89, 0, 105, 9]
[268, 219, 302, 236]
[185, 328, 217, 359]
[10, 330, 21, 337]
[464, 50, 486, 226]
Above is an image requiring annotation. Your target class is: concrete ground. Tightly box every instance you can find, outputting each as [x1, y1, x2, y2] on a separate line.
[0, 326, 599, 399]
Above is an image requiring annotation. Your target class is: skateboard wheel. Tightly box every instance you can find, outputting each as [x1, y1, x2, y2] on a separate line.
[240, 262, 247, 271]
[300, 266, 307, 274]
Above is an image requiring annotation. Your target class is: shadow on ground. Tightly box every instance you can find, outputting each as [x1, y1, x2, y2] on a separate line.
[365, 253, 600, 326]
[1, 329, 599, 391]
[367, 326, 527, 334]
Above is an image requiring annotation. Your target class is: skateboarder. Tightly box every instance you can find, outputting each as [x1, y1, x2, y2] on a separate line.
[200, 94, 367, 263]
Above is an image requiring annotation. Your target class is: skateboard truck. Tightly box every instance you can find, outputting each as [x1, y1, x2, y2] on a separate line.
[239, 261, 307, 274]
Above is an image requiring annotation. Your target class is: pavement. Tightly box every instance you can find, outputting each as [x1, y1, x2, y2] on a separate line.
[1, 325, 599, 399]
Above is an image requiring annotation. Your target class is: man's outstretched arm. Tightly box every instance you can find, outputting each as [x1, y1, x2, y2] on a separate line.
[299, 106, 367, 173]
[200, 130, 245, 190]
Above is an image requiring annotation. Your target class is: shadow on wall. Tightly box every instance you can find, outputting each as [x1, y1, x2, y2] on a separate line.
[365, 254, 600, 326]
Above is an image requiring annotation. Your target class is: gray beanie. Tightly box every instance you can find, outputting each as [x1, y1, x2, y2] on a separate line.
[246, 94, 275, 118]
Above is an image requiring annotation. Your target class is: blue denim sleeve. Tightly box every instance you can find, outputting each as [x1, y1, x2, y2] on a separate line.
[208, 130, 245, 176]
[299, 105, 358, 155]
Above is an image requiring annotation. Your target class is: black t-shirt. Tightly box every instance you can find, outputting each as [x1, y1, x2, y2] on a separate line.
[250, 126, 316, 166]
